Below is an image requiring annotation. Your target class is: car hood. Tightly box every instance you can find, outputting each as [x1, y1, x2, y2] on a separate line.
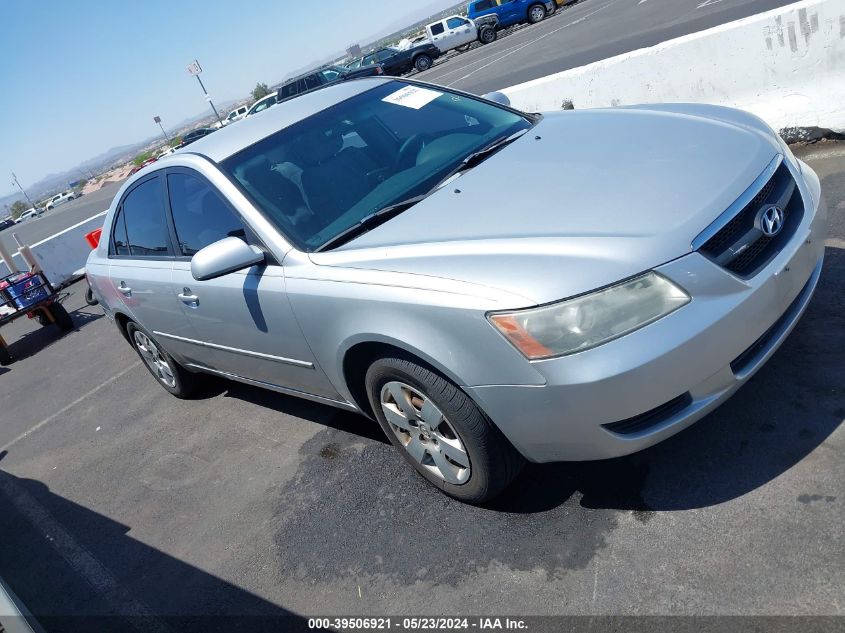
[309, 104, 781, 306]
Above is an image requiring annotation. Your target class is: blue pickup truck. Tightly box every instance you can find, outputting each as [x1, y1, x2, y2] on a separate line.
[467, 0, 557, 28]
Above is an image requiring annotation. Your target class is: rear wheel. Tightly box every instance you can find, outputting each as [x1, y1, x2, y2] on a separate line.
[127, 322, 201, 398]
[528, 3, 547, 23]
[365, 354, 524, 504]
[413, 54, 433, 72]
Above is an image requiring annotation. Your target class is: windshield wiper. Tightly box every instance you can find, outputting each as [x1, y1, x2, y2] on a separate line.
[438, 128, 529, 184]
[315, 194, 428, 252]
[314, 129, 528, 252]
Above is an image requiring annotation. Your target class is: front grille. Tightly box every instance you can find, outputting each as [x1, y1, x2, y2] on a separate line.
[698, 163, 803, 278]
[602, 393, 693, 435]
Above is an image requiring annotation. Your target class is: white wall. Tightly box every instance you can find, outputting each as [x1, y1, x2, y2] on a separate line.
[502, 0, 845, 131]
[0, 212, 106, 286]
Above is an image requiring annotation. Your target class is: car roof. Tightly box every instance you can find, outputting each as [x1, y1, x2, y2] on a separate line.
[184, 77, 393, 162]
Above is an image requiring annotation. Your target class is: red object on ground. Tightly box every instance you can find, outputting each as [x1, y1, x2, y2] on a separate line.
[85, 228, 102, 249]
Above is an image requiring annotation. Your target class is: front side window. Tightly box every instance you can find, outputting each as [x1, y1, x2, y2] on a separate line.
[120, 177, 171, 257]
[361, 54, 376, 66]
[319, 68, 342, 82]
[447, 17, 468, 28]
[222, 81, 532, 251]
[376, 49, 397, 62]
[167, 172, 245, 256]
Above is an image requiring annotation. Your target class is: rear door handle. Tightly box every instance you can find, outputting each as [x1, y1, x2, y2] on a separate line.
[177, 288, 199, 307]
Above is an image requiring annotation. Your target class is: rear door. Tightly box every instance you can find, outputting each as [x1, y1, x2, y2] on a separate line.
[428, 20, 447, 50]
[106, 174, 196, 360]
[164, 168, 341, 399]
[445, 16, 475, 47]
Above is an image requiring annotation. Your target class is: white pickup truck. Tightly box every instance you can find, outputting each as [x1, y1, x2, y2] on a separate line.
[424, 14, 498, 54]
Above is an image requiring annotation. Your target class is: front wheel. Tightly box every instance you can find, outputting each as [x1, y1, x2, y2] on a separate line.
[365, 354, 524, 504]
[413, 54, 433, 72]
[528, 3, 547, 23]
[49, 302, 74, 332]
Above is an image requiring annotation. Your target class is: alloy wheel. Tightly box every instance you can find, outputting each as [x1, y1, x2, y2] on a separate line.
[134, 331, 176, 388]
[380, 381, 471, 484]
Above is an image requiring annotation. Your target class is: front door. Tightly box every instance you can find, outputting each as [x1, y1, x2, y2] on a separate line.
[163, 168, 341, 400]
[445, 16, 475, 48]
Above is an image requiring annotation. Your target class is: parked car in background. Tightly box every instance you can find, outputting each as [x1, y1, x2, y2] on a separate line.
[18, 207, 43, 221]
[356, 43, 441, 75]
[128, 155, 160, 176]
[276, 65, 384, 104]
[244, 92, 279, 118]
[45, 190, 79, 210]
[87, 77, 826, 504]
[0, 218, 15, 231]
[223, 104, 249, 126]
[468, 0, 555, 27]
[181, 127, 216, 146]
[425, 15, 498, 54]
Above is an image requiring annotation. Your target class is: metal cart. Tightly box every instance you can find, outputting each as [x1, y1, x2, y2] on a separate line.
[0, 271, 73, 366]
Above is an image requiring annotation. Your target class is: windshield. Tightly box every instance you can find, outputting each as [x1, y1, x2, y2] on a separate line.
[221, 81, 533, 251]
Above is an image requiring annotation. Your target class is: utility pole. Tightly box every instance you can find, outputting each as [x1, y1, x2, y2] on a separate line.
[11, 172, 39, 211]
[186, 60, 223, 127]
[153, 116, 171, 145]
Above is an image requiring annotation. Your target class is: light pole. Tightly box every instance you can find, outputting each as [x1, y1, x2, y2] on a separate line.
[154, 116, 171, 145]
[186, 60, 224, 127]
[11, 172, 39, 211]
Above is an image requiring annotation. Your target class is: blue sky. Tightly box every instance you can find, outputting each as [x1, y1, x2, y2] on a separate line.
[0, 0, 455, 198]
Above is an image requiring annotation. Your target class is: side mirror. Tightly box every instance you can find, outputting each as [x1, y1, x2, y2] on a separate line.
[482, 91, 511, 107]
[191, 237, 265, 281]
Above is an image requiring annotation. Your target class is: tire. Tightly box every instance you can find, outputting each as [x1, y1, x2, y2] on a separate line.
[49, 302, 74, 332]
[413, 54, 433, 72]
[365, 353, 524, 504]
[126, 322, 201, 398]
[528, 3, 547, 23]
[0, 345, 11, 366]
[85, 285, 98, 306]
[479, 26, 497, 44]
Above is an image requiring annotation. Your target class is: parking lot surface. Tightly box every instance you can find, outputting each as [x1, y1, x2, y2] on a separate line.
[0, 181, 122, 252]
[417, 0, 797, 94]
[0, 143, 843, 630]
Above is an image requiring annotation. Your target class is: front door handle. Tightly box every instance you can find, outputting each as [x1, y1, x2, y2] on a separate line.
[118, 282, 131, 296]
[177, 288, 199, 307]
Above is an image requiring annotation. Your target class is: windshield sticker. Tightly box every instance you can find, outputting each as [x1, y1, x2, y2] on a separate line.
[382, 86, 442, 109]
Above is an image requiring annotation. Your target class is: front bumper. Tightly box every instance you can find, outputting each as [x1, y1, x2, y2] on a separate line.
[467, 163, 827, 462]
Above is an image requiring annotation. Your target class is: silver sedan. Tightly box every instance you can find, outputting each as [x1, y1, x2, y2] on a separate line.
[87, 77, 827, 503]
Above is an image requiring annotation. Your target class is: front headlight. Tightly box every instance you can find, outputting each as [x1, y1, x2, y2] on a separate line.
[488, 272, 690, 359]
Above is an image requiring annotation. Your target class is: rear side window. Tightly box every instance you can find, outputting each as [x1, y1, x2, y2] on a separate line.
[110, 208, 130, 256]
[473, 0, 494, 11]
[167, 172, 245, 256]
[121, 177, 171, 257]
[279, 82, 298, 100]
[301, 74, 322, 91]
[430, 22, 445, 35]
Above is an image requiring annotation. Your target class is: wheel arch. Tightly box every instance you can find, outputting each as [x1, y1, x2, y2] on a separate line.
[340, 337, 470, 420]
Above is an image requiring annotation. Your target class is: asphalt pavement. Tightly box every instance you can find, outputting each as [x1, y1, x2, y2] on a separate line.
[0, 143, 842, 630]
[417, 0, 799, 94]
